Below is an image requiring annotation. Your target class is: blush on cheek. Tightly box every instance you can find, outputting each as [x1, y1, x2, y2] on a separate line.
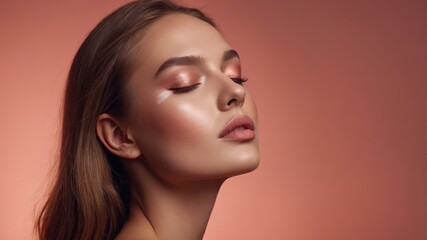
[163, 102, 213, 141]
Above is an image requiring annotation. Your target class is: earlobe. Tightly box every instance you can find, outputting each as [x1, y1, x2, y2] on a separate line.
[96, 113, 141, 159]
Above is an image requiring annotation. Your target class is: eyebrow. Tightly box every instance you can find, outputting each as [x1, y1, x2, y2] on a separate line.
[222, 49, 240, 63]
[154, 49, 240, 77]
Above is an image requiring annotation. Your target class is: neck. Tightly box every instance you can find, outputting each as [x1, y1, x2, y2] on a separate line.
[119, 160, 224, 240]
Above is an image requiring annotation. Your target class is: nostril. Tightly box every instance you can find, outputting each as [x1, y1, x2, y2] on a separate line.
[227, 98, 237, 106]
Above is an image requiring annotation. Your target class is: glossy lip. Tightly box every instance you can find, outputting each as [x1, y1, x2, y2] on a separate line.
[219, 115, 255, 141]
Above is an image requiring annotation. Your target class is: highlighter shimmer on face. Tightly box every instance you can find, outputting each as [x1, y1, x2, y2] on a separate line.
[157, 90, 172, 104]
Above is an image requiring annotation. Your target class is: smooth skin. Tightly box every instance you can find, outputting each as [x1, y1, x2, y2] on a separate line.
[96, 13, 259, 240]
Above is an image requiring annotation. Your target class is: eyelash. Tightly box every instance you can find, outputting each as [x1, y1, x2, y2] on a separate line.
[169, 77, 248, 94]
[231, 77, 248, 85]
[169, 83, 201, 94]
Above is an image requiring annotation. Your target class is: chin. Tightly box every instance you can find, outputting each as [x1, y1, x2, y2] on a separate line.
[232, 155, 260, 176]
[217, 150, 260, 180]
[216, 138, 260, 178]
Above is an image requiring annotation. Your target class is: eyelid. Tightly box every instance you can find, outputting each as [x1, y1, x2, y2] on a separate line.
[164, 67, 203, 86]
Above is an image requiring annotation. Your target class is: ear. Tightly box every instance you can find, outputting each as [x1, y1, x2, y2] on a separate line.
[96, 113, 141, 159]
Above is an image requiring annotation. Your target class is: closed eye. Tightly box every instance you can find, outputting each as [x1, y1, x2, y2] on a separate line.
[231, 77, 248, 85]
[169, 83, 201, 94]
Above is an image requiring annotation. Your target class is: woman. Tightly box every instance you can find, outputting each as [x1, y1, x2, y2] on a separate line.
[36, 0, 260, 239]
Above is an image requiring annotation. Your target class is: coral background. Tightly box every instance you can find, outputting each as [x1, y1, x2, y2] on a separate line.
[0, 0, 426, 239]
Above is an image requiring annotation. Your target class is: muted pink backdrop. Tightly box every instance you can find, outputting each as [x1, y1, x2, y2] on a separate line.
[1, 0, 426, 239]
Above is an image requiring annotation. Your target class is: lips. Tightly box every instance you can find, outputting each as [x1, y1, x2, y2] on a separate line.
[219, 115, 255, 141]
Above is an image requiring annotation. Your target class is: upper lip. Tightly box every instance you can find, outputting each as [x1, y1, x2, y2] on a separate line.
[219, 115, 255, 138]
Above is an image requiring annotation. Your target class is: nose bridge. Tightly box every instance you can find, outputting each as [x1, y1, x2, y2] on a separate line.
[215, 72, 246, 111]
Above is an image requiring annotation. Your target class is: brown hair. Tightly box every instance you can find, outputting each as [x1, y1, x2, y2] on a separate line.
[35, 1, 215, 239]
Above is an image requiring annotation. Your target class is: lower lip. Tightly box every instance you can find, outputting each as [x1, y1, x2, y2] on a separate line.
[220, 129, 255, 141]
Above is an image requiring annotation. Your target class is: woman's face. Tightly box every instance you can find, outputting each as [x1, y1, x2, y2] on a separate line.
[125, 13, 259, 184]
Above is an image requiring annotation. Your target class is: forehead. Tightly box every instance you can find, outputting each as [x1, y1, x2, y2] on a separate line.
[135, 13, 231, 74]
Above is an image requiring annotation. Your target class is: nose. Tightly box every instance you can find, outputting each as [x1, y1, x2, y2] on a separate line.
[217, 76, 246, 111]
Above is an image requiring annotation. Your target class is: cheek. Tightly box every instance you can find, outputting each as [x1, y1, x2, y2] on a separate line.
[131, 87, 214, 143]
[155, 102, 214, 142]
[131, 96, 218, 178]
